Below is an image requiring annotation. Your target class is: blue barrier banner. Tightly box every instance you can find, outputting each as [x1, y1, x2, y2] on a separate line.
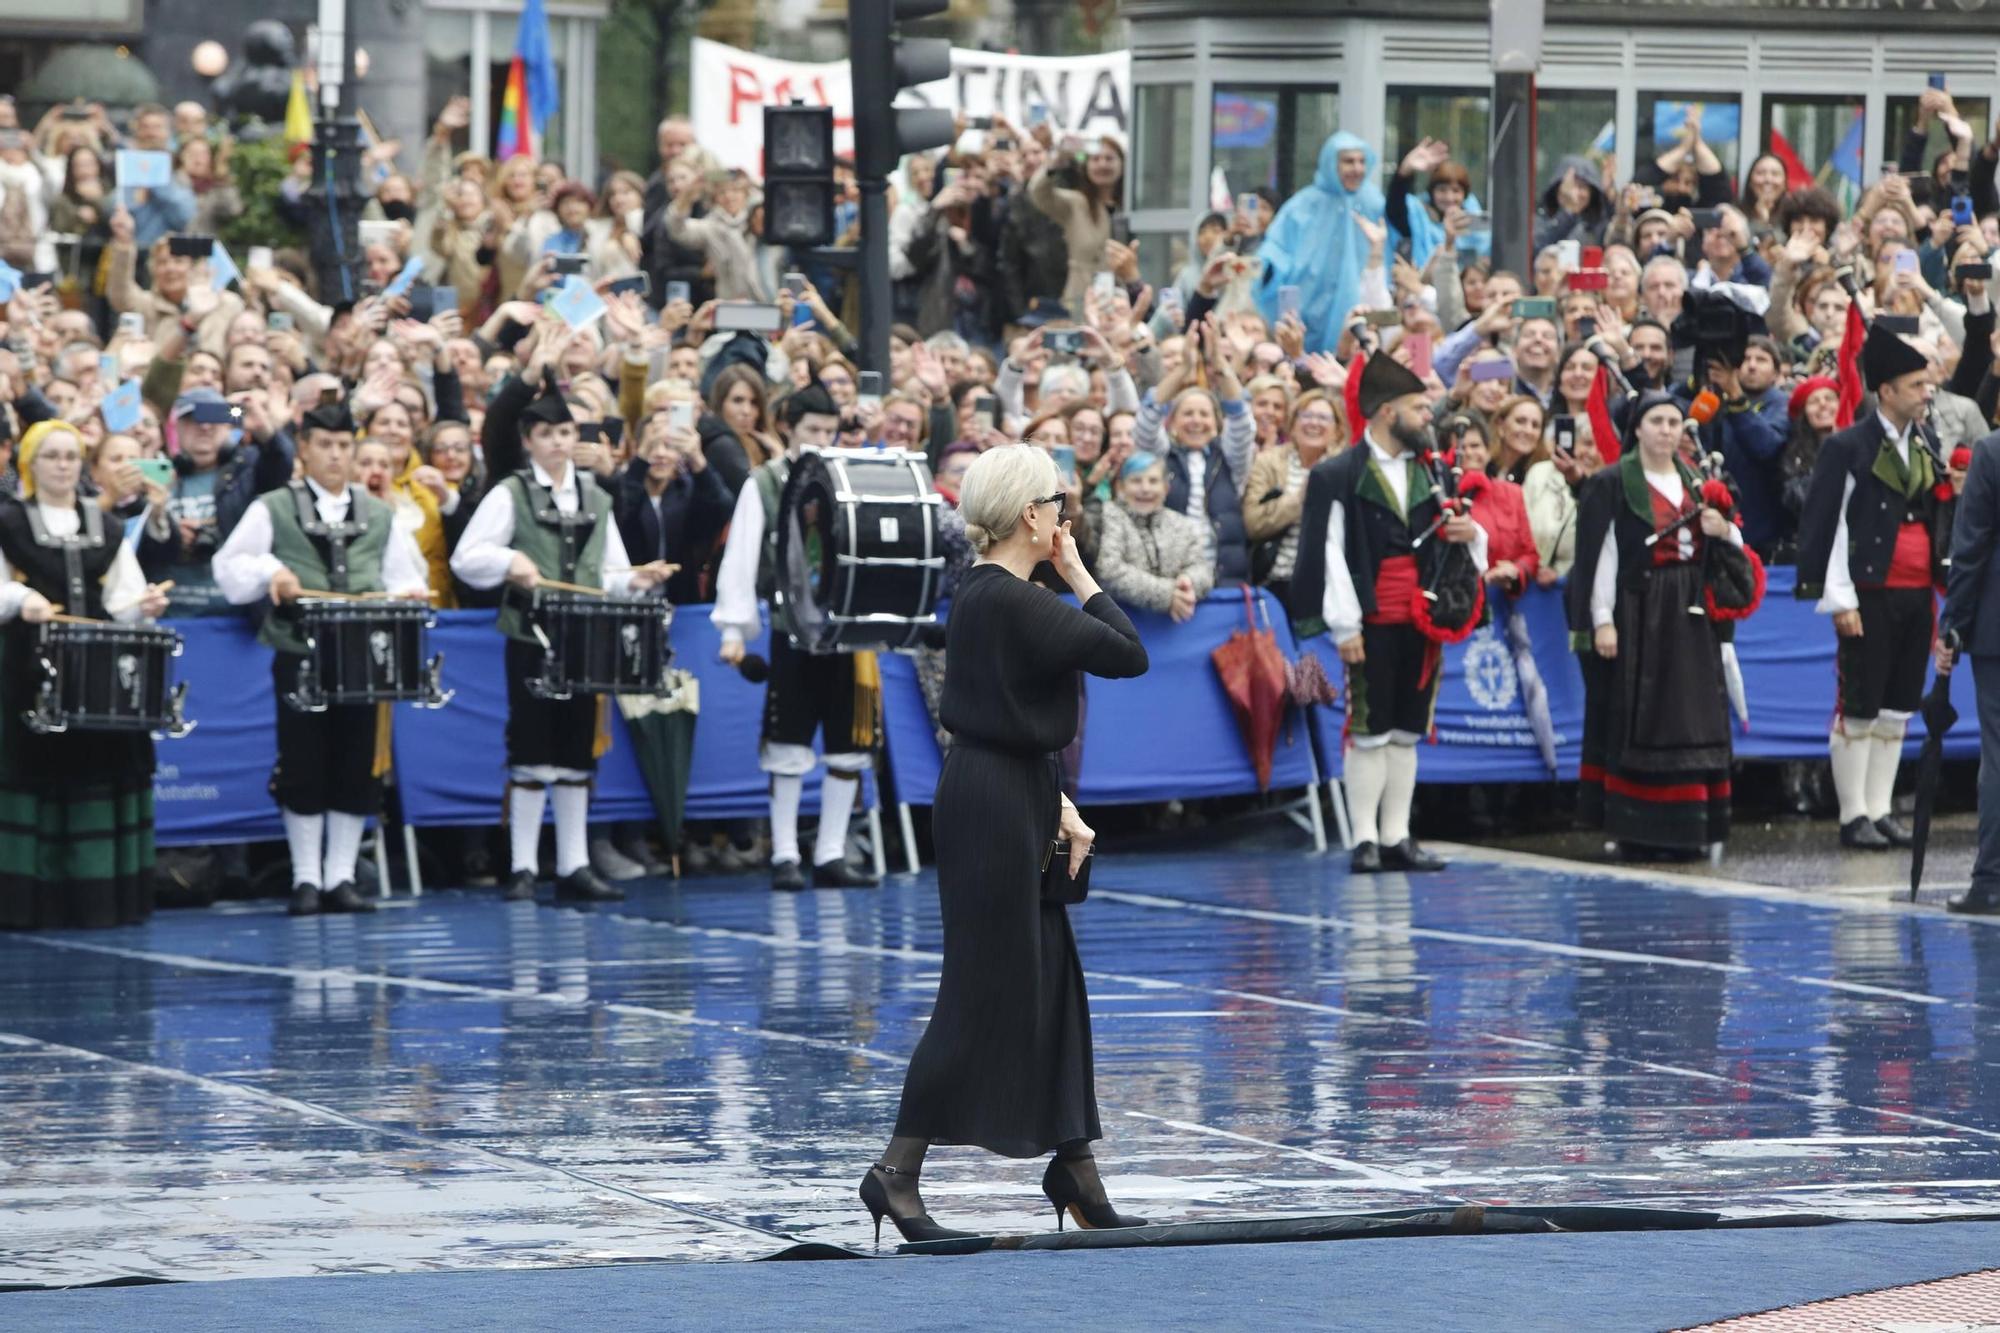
[151, 617, 285, 847]
[881, 587, 1320, 807]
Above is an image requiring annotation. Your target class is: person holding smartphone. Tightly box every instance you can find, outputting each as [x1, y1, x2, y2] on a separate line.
[1026, 134, 1126, 319]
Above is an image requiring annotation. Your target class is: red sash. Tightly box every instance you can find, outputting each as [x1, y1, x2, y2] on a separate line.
[1884, 520, 1932, 589]
[1365, 555, 1418, 625]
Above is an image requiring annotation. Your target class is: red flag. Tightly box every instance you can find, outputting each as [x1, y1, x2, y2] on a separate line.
[1768, 128, 1815, 192]
[1585, 362, 1621, 464]
[1834, 298, 1867, 428]
[1343, 352, 1366, 448]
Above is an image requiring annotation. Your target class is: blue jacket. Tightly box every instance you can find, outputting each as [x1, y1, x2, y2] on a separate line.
[1702, 385, 1789, 552]
[128, 181, 196, 248]
[1256, 133, 1386, 354]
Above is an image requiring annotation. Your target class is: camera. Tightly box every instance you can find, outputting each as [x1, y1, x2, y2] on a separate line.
[1046, 329, 1084, 357]
[1670, 289, 1763, 370]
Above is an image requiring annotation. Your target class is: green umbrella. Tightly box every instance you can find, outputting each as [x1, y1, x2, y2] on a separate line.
[618, 672, 699, 868]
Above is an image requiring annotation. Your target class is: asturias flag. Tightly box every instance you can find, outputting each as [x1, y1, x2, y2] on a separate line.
[496, 0, 558, 160]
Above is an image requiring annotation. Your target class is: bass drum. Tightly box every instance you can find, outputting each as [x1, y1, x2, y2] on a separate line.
[775, 446, 944, 654]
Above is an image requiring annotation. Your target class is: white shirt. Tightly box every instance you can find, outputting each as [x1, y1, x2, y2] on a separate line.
[449, 460, 636, 594]
[1816, 413, 1913, 617]
[1589, 468, 1742, 627]
[711, 466, 770, 648]
[0, 500, 148, 622]
[214, 476, 431, 604]
[1321, 432, 1488, 643]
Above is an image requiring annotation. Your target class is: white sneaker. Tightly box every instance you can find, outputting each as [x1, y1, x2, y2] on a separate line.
[589, 836, 647, 881]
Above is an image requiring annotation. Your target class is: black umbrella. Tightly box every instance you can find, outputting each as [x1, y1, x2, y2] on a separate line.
[1910, 665, 1959, 902]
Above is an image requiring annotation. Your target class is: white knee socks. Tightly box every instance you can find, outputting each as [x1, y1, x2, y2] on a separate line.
[551, 782, 590, 877]
[1828, 727, 1872, 826]
[283, 808, 324, 889]
[1379, 744, 1419, 846]
[323, 811, 366, 887]
[815, 772, 860, 866]
[770, 774, 804, 865]
[508, 784, 547, 874]
[1865, 714, 1908, 822]
[1345, 744, 1389, 846]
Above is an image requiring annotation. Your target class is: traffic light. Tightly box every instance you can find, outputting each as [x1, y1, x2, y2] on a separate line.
[849, 0, 955, 182]
[762, 101, 835, 248]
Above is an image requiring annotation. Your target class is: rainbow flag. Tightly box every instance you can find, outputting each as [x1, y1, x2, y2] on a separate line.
[496, 0, 557, 160]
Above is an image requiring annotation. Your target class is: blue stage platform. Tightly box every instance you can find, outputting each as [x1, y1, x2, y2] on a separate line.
[4, 845, 2000, 1323]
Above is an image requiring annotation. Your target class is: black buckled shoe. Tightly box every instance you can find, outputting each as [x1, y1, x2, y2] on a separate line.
[1349, 841, 1382, 873]
[1381, 840, 1447, 873]
[771, 859, 806, 892]
[1840, 816, 1892, 850]
[813, 858, 880, 889]
[1874, 816, 1915, 848]
[321, 881, 378, 913]
[1947, 892, 2000, 915]
[555, 866, 625, 902]
[503, 870, 539, 902]
[288, 884, 321, 916]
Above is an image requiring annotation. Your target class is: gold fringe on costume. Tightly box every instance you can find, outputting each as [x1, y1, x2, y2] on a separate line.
[593, 695, 613, 760]
[852, 650, 881, 749]
[371, 703, 393, 778]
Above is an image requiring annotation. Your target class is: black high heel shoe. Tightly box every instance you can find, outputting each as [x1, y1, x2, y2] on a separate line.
[858, 1163, 976, 1245]
[1041, 1155, 1149, 1231]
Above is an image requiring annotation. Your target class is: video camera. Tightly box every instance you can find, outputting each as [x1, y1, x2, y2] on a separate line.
[1670, 288, 1765, 370]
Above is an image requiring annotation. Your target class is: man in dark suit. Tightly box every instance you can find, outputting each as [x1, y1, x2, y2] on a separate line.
[1938, 431, 2000, 913]
[1795, 322, 1949, 850]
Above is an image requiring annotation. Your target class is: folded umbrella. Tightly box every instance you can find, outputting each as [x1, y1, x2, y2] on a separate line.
[1502, 598, 1558, 774]
[617, 671, 701, 865]
[1910, 665, 1959, 903]
[1211, 587, 1291, 791]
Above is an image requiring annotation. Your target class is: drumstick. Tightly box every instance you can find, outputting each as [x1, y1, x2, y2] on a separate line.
[536, 578, 608, 596]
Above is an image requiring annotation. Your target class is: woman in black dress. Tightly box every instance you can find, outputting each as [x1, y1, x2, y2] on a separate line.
[863, 444, 1151, 1243]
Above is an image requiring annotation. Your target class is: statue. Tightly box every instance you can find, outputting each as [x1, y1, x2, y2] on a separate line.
[211, 21, 300, 128]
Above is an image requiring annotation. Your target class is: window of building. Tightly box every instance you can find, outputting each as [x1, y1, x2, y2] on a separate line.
[1535, 90, 1617, 197]
[1385, 87, 1490, 196]
[1134, 83, 1192, 212]
[425, 10, 474, 133]
[1636, 93, 1741, 180]
[1763, 97, 1862, 180]
[1211, 85, 1339, 201]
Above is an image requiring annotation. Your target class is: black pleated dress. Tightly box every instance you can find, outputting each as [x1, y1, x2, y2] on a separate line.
[894, 563, 1148, 1158]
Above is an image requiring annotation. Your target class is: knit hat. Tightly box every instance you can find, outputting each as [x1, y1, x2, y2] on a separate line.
[1787, 375, 1839, 419]
[15, 418, 78, 499]
[1622, 390, 1685, 449]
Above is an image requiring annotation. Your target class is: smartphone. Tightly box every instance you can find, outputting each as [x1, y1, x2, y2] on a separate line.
[972, 393, 998, 426]
[602, 417, 624, 449]
[964, 114, 994, 131]
[117, 311, 146, 338]
[1457, 215, 1493, 233]
[430, 284, 457, 317]
[1581, 246, 1604, 269]
[1052, 445, 1077, 482]
[1156, 285, 1183, 317]
[136, 457, 175, 489]
[1553, 414, 1578, 456]
[1468, 357, 1516, 384]
[1360, 309, 1402, 329]
[550, 253, 588, 277]
[246, 245, 274, 271]
[577, 421, 604, 443]
[1109, 216, 1132, 245]
[782, 271, 807, 297]
[1894, 249, 1921, 275]
[167, 233, 213, 259]
[1046, 328, 1085, 355]
[665, 280, 691, 306]
[1568, 269, 1609, 292]
[1953, 196, 1976, 227]
[1237, 191, 1261, 220]
[189, 400, 242, 426]
[667, 400, 695, 431]
[1092, 270, 1117, 303]
[857, 370, 884, 411]
[267, 311, 294, 333]
[604, 273, 650, 299]
[405, 285, 437, 322]
[1575, 316, 1597, 341]
[1930, 72, 1949, 91]
[1690, 208, 1721, 231]
[1026, 104, 1049, 128]
[1555, 239, 1581, 272]
[1278, 285, 1303, 320]
[1958, 262, 1994, 281]
[713, 302, 784, 334]
[1515, 296, 1558, 320]
[1407, 331, 1433, 380]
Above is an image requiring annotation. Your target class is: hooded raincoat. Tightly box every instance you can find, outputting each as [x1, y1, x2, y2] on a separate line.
[1256, 133, 1387, 354]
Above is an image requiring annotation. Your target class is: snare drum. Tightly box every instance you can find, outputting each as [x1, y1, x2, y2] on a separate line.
[524, 591, 673, 699]
[23, 621, 193, 738]
[285, 598, 452, 713]
[776, 447, 943, 654]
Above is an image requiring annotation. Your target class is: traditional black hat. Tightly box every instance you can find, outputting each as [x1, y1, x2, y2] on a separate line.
[782, 379, 838, 425]
[1861, 320, 1929, 392]
[300, 388, 356, 435]
[1355, 353, 1427, 421]
[1621, 389, 1685, 448]
[521, 369, 574, 428]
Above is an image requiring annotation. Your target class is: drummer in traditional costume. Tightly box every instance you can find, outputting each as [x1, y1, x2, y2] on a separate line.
[1569, 392, 1764, 857]
[215, 394, 432, 915]
[1290, 356, 1485, 874]
[450, 373, 675, 904]
[0, 420, 173, 929]
[712, 381, 883, 892]
[1796, 323, 1950, 851]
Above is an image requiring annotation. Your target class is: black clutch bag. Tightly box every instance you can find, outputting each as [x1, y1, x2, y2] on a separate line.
[1041, 840, 1092, 905]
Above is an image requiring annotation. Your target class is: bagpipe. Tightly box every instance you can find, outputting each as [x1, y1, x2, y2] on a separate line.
[1408, 432, 1485, 645]
[1644, 399, 1765, 622]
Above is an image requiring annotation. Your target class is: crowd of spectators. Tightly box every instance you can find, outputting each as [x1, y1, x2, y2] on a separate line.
[1, 82, 1993, 876]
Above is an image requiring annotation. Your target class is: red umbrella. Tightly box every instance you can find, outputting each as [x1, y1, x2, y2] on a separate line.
[1212, 587, 1291, 790]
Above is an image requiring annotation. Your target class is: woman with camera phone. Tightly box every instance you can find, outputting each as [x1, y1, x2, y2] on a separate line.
[864, 445, 1150, 1242]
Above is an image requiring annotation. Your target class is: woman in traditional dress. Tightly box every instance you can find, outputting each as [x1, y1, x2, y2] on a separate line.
[0, 420, 171, 928]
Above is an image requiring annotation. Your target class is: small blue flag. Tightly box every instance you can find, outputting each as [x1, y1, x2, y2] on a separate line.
[100, 380, 143, 434]
[114, 149, 173, 190]
[549, 275, 606, 329]
[208, 240, 242, 292]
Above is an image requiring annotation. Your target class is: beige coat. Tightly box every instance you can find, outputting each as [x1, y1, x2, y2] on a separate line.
[105, 241, 242, 356]
[1027, 165, 1111, 317]
[1522, 459, 1579, 578]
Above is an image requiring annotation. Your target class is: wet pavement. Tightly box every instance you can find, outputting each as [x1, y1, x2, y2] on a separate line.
[6, 844, 2000, 1286]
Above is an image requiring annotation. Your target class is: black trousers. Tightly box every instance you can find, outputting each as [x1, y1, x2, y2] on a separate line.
[504, 638, 599, 771]
[1346, 622, 1439, 739]
[763, 637, 866, 753]
[1838, 586, 1933, 721]
[270, 653, 383, 816]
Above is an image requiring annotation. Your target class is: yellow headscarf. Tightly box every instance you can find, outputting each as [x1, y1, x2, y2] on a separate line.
[15, 419, 80, 500]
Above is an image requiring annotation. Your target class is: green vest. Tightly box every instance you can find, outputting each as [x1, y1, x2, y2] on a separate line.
[752, 456, 791, 600]
[258, 482, 392, 655]
[496, 469, 614, 643]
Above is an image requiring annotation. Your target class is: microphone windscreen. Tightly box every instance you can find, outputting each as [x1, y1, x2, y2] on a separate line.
[1688, 389, 1722, 426]
[737, 653, 769, 684]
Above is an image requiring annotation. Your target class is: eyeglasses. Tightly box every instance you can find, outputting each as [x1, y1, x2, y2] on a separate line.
[1034, 492, 1068, 518]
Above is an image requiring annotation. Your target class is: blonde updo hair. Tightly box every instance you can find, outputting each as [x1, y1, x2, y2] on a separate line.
[958, 444, 1059, 554]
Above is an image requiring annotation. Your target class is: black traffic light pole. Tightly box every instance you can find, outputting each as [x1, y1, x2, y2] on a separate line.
[848, 0, 953, 377]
